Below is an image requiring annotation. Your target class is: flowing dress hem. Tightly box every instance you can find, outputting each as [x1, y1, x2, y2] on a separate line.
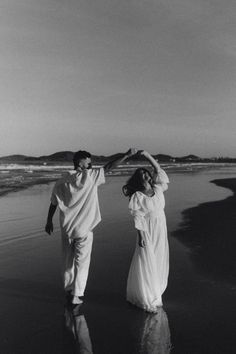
[127, 298, 163, 313]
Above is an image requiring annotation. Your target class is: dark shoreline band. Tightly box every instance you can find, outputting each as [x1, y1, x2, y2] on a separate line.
[173, 178, 236, 283]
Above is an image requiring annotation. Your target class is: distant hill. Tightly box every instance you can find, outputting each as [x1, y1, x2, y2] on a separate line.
[39, 151, 74, 162]
[0, 151, 235, 163]
[0, 152, 175, 163]
[0, 154, 39, 162]
[177, 154, 200, 161]
[154, 154, 174, 162]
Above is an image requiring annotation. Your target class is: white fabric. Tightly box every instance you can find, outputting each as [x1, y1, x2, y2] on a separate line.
[127, 168, 169, 312]
[153, 168, 169, 192]
[62, 231, 93, 297]
[51, 168, 105, 240]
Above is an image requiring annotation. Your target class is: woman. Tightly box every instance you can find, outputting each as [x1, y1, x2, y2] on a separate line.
[123, 150, 169, 313]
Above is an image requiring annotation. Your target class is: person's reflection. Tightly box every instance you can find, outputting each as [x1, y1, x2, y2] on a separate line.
[64, 304, 93, 354]
[139, 308, 172, 354]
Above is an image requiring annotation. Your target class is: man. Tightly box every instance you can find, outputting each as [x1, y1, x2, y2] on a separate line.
[45, 148, 137, 305]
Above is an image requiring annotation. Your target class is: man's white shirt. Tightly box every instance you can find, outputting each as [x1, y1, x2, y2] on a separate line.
[51, 168, 105, 239]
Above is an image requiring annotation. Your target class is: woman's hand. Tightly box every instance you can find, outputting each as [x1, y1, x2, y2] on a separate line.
[138, 235, 146, 248]
[138, 151, 159, 173]
[138, 150, 153, 159]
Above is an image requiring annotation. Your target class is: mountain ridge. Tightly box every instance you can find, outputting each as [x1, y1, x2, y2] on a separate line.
[0, 152, 235, 163]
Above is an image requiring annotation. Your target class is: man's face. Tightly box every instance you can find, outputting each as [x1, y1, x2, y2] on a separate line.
[78, 157, 92, 170]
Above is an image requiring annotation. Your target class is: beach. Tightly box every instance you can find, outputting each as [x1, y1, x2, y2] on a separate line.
[0, 164, 235, 353]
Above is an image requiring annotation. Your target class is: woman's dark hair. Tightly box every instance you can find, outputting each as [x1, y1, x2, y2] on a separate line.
[122, 168, 153, 198]
[73, 150, 91, 168]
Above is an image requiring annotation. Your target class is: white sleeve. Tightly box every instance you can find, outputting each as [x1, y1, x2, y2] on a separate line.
[90, 168, 105, 186]
[129, 193, 147, 232]
[153, 168, 169, 192]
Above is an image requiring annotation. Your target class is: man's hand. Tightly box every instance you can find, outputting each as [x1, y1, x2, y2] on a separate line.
[45, 203, 57, 235]
[126, 148, 138, 157]
[45, 221, 54, 235]
[104, 148, 138, 173]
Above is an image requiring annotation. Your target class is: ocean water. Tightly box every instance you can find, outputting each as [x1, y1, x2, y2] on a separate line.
[0, 163, 235, 353]
[0, 161, 235, 195]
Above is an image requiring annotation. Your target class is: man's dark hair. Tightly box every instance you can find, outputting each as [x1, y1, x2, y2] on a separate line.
[73, 150, 91, 168]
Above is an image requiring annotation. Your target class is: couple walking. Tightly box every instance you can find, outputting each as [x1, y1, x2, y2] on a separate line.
[45, 148, 169, 313]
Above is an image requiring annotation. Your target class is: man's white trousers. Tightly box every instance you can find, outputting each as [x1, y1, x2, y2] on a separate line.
[61, 231, 93, 297]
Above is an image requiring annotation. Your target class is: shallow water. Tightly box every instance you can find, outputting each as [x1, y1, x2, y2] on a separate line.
[0, 165, 235, 353]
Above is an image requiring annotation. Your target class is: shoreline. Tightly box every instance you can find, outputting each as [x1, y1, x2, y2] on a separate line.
[1, 162, 235, 198]
[173, 177, 236, 284]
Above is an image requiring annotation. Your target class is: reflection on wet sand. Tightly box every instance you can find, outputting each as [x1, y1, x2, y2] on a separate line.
[64, 304, 171, 354]
[139, 308, 171, 354]
[64, 304, 93, 354]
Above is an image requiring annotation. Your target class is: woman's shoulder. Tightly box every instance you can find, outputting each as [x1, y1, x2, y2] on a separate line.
[132, 191, 145, 200]
[130, 191, 141, 201]
[129, 191, 144, 209]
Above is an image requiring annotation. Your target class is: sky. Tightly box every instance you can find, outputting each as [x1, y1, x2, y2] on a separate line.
[0, 0, 236, 157]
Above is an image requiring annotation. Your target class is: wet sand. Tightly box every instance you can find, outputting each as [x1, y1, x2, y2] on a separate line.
[173, 178, 236, 283]
[0, 175, 235, 353]
[168, 178, 236, 354]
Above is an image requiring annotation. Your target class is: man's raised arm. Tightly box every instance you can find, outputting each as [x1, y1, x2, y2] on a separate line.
[103, 148, 137, 173]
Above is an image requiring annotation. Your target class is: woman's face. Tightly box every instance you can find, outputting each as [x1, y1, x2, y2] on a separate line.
[140, 169, 151, 183]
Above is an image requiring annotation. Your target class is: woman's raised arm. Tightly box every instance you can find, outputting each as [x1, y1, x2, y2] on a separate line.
[138, 150, 169, 190]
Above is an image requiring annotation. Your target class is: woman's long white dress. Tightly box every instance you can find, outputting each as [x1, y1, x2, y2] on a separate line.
[127, 169, 169, 313]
